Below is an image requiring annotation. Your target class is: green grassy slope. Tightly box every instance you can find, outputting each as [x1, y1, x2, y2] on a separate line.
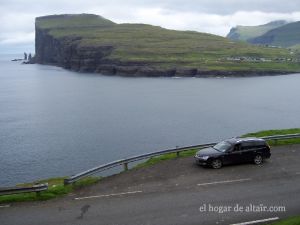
[36, 14, 115, 29]
[250, 21, 300, 47]
[226, 21, 287, 42]
[36, 15, 300, 73]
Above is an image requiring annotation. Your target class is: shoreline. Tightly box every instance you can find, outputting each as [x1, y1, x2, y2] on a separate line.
[29, 61, 299, 78]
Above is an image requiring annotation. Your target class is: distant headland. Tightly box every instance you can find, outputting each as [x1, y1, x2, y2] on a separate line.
[31, 14, 300, 77]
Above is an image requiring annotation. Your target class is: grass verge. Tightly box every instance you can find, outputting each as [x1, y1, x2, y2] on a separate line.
[135, 128, 300, 169]
[134, 149, 198, 169]
[269, 216, 300, 225]
[0, 176, 100, 204]
[242, 128, 300, 146]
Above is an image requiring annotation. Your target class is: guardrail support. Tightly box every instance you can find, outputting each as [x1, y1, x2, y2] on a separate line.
[123, 162, 128, 171]
[176, 146, 180, 157]
[64, 179, 70, 186]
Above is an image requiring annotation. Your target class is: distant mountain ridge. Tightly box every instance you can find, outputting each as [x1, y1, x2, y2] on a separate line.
[249, 21, 300, 48]
[227, 20, 288, 42]
[227, 20, 300, 49]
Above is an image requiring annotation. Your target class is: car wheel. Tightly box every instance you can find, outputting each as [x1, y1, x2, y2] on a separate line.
[253, 154, 263, 165]
[211, 159, 222, 169]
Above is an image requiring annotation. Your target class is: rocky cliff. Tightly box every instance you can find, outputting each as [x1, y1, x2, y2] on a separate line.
[34, 14, 300, 77]
[35, 27, 114, 72]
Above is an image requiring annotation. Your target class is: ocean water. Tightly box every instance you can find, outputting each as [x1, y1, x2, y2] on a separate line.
[1, 54, 300, 186]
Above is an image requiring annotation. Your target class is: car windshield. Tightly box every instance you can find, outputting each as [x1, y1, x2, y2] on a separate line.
[213, 141, 232, 152]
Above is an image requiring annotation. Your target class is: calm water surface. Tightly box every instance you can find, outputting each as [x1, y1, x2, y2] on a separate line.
[1, 54, 300, 186]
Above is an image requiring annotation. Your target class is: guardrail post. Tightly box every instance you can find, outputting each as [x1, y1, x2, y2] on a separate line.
[36, 191, 41, 197]
[176, 146, 179, 157]
[64, 179, 71, 186]
[123, 162, 128, 171]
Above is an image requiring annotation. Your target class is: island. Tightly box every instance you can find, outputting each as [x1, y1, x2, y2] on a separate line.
[33, 14, 300, 77]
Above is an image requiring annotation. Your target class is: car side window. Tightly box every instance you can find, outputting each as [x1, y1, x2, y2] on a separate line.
[241, 141, 264, 150]
[255, 142, 267, 148]
[233, 144, 241, 152]
[241, 142, 253, 151]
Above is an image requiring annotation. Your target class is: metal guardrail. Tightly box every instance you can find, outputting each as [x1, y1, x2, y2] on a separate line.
[64, 142, 217, 185]
[260, 133, 300, 140]
[0, 183, 48, 196]
[1, 133, 299, 195]
[63, 133, 300, 185]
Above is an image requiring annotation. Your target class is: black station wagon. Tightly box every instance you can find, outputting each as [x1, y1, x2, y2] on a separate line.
[194, 137, 271, 169]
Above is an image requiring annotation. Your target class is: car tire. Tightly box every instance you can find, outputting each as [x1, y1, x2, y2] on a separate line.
[211, 159, 222, 169]
[253, 154, 263, 165]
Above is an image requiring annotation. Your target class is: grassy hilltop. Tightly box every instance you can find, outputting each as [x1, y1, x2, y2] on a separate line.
[226, 20, 287, 42]
[35, 14, 300, 75]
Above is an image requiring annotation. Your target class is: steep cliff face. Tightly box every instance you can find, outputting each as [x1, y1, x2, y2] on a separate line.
[35, 26, 115, 73]
[34, 14, 300, 76]
[35, 27, 65, 65]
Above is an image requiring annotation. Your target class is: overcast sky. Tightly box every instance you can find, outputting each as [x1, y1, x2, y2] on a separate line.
[1, 0, 300, 53]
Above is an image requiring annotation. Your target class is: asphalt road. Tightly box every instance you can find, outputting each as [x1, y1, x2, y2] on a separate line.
[1, 145, 300, 225]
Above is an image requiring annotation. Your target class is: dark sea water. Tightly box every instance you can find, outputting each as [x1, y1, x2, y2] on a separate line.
[1, 54, 300, 186]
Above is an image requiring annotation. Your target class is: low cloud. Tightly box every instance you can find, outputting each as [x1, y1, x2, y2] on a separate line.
[1, 0, 300, 53]
[0, 32, 35, 45]
[110, 9, 300, 36]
